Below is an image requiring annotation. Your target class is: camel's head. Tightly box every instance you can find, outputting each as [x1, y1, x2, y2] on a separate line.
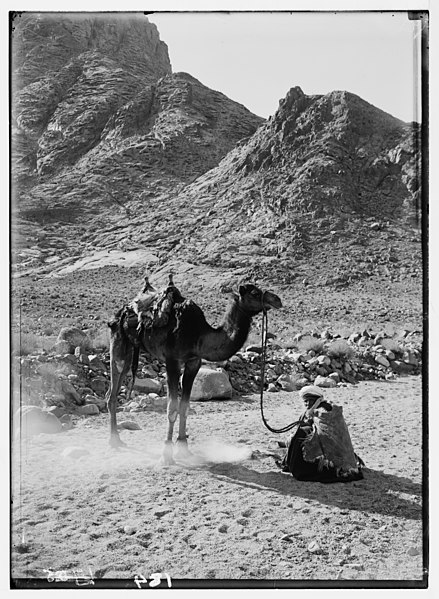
[234, 283, 282, 314]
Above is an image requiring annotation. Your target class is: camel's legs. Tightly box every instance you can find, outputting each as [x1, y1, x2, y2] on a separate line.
[125, 346, 140, 403]
[176, 357, 201, 456]
[163, 357, 180, 463]
[107, 339, 133, 447]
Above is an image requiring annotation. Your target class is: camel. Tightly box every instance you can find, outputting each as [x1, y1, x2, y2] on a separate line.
[106, 278, 282, 463]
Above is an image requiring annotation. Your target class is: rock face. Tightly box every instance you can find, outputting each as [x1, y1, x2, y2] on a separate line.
[158, 86, 421, 284]
[12, 13, 171, 183]
[12, 13, 263, 254]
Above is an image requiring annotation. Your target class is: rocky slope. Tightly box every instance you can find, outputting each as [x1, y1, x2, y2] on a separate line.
[11, 14, 423, 341]
[152, 86, 422, 286]
[11, 13, 264, 271]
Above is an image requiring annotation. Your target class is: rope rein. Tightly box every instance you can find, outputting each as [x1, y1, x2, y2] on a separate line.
[259, 308, 302, 434]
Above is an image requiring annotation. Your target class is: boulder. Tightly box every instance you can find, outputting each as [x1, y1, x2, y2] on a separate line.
[133, 378, 163, 394]
[56, 327, 89, 354]
[390, 360, 416, 374]
[314, 375, 337, 388]
[85, 396, 107, 411]
[60, 380, 81, 404]
[403, 351, 419, 367]
[45, 405, 68, 418]
[317, 355, 331, 366]
[328, 372, 341, 383]
[16, 405, 63, 436]
[90, 377, 107, 395]
[88, 355, 107, 372]
[190, 368, 233, 401]
[295, 377, 311, 389]
[118, 420, 142, 430]
[375, 354, 390, 368]
[276, 374, 297, 392]
[78, 404, 100, 416]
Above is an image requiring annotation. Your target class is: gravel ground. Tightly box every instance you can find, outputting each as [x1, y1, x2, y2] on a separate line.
[11, 375, 425, 588]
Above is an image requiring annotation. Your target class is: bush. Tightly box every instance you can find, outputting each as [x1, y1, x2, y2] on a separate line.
[12, 332, 57, 356]
[327, 339, 355, 360]
[298, 335, 325, 355]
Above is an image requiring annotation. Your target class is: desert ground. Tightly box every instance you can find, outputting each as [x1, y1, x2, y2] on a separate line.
[12, 374, 423, 586]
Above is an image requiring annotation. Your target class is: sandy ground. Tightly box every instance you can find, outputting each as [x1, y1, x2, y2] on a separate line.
[11, 375, 424, 587]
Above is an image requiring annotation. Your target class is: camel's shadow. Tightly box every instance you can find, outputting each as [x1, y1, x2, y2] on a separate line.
[208, 462, 423, 521]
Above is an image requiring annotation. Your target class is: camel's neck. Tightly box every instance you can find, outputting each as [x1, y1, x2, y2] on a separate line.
[199, 300, 253, 362]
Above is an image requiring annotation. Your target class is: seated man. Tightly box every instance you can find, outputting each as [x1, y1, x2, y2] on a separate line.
[280, 385, 364, 483]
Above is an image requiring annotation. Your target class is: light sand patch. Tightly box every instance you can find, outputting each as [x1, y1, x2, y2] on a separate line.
[54, 249, 159, 275]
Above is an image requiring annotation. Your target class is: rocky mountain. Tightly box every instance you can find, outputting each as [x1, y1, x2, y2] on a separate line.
[11, 13, 422, 313]
[11, 13, 263, 267]
[154, 86, 422, 286]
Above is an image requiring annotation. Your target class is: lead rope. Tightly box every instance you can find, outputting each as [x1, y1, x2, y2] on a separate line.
[259, 309, 302, 434]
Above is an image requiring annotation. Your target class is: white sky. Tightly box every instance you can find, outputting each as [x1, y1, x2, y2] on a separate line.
[147, 11, 423, 123]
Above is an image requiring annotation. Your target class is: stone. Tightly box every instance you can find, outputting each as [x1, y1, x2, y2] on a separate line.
[295, 378, 310, 389]
[328, 372, 340, 383]
[88, 355, 107, 372]
[276, 374, 296, 391]
[375, 354, 390, 368]
[78, 353, 90, 365]
[90, 377, 107, 395]
[45, 405, 67, 418]
[320, 329, 333, 340]
[60, 379, 81, 404]
[218, 523, 228, 533]
[141, 365, 158, 377]
[390, 360, 415, 374]
[56, 327, 89, 354]
[133, 378, 163, 394]
[317, 355, 331, 366]
[289, 352, 305, 362]
[315, 366, 329, 376]
[348, 332, 361, 343]
[267, 383, 278, 392]
[85, 396, 107, 410]
[314, 375, 337, 388]
[190, 368, 232, 401]
[16, 405, 63, 436]
[124, 525, 137, 535]
[403, 351, 419, 366]
[307, 540, 322, 554]
[78, 404, 100, 416]
[118, 420, 142, 430]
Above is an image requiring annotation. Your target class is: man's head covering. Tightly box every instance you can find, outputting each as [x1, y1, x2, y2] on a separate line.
[299, 385, 324, 399]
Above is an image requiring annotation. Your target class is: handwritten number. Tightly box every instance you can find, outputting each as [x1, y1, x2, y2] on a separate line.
[134, 574, 148, 589]
[149, 572, 172, 588]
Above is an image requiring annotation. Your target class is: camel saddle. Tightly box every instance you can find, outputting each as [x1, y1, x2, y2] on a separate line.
[127, 279, 185, 333]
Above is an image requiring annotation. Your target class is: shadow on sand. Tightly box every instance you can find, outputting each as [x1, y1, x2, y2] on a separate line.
[208, 462, 422, 521]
